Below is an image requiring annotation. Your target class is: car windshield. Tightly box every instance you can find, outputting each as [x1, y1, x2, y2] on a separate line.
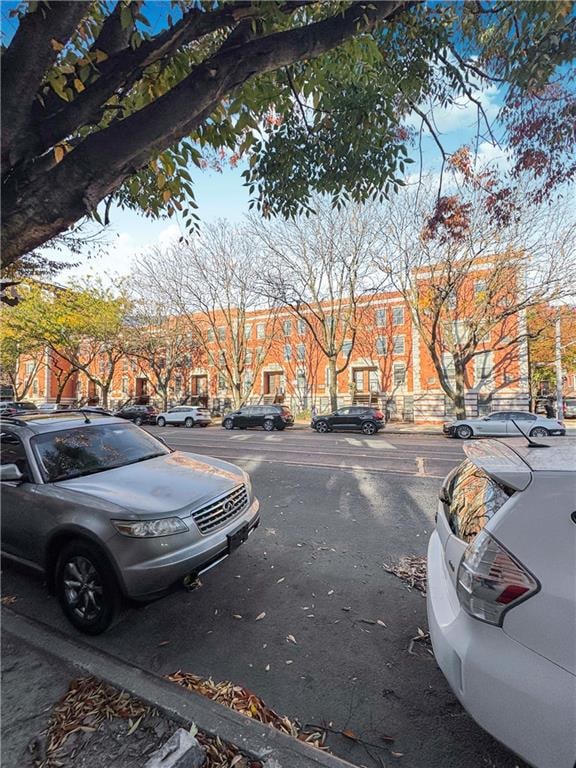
[32, 423, 171, 482]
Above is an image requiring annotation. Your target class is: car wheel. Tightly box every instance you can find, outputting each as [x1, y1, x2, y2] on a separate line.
[315, 420, 329, 433]
[530, 426, 549, 437]
[55, 540, 121, 635]
[361, 421, 377, 435]
[134, 416, 143, 426]
[157, 417, 166, 427]
[223, 418, 234, 430]
[184, 417, 194, 428]
[263, 420, 275, 431]
[455, 424, 473, 440]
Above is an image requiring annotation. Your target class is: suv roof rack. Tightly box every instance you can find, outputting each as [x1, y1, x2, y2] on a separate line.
[0, 415, 29, 426]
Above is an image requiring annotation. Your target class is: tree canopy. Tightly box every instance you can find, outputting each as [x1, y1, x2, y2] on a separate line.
[2, 1, 575, 275]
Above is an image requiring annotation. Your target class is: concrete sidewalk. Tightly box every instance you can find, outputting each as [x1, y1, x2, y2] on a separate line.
[2, 609, 358, 768]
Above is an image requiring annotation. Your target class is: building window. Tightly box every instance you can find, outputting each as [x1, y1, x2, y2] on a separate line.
[244, 324, 252, 340]
[256, 346, 264, 362]
[342, 340, 352, 358]
[475, 351, 493, 385]
[25, 361, 35, 375]
[219, 351, 226, 365]
[283, 319, 292, 336]
[442, 352, 455, 382]
[218, 326, 226, 342]
[392, 306, 404, 326]
[393, 335, 405, 355]
[207, 328, 215, 343]
[446, 292, 457, 309]
[245, 349, 253, 365]
[475, 279, 487, 296]
[121, 375, 129, 394]
[376, 337, 387, 355]
[33, 378, 39, 395]
[256, 323, 265, 339]
[297, 344, 306, 361]
[297, 319, 306, 336]
[284, 344, 292, 361]
[393, 363, 406, 388]
[218, 374, 227, 390]
[375, 308, 386, 327]
[174, 375, 182, 394]
[122, 358, 130, 372]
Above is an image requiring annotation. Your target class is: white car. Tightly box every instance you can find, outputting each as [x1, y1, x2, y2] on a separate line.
[156, 405, 211, 428]
[443, 410, 566, 439]
[427, 438, 576, 768]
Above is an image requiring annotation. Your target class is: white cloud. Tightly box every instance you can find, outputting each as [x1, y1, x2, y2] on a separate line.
[406, 83, 501, 137]
[157, 223, 181, 248]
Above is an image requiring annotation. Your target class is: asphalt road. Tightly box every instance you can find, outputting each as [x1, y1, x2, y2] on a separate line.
[1, 428, 525, 768]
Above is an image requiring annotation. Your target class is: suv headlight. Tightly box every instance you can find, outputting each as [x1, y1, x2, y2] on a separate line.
[112, 517, 188, 537]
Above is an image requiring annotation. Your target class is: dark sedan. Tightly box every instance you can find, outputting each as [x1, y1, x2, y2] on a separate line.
[311, 406, 385, 435]
[222, 404, 294, 432]
[114, 404, 159, 426]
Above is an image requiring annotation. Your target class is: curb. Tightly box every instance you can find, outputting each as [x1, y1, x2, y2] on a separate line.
[2, 610, 359, 768]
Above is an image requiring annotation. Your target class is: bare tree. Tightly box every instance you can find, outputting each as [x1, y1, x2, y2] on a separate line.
[137, 221, 280, 409]
[121, 279, 203, 412]
[249, 199, 385, 411]
[378, 173, 576, 419]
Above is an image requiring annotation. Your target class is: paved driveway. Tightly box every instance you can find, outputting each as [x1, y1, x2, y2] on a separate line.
[1, 430, 526, 767]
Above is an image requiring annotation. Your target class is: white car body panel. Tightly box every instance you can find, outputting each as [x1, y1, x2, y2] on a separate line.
[157, 407, 211, 426]
[428, 438, 576, 767]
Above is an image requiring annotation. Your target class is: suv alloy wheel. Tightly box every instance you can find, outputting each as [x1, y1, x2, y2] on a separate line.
[223, 418, 234, 430]
[184, 417, 194, 428]
[315, 420, 329, 433]
[134, 416, 143, 426]
[157, 417, 166, 427]
[263, 419, 275, 431]
[361, 421, 377, 435]
[456, 424, 473, 439]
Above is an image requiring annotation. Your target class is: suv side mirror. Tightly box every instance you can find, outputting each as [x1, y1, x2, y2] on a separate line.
[0, 464, 23, 482]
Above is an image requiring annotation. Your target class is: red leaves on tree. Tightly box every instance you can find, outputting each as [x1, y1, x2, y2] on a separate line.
[422, 195, 472, 244]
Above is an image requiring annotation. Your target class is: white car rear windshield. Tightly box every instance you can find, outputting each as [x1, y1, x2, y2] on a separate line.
[32, 423, 170, 482]
[445, 459, 513, 543]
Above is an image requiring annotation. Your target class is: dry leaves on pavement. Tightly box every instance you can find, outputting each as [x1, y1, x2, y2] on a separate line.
[1, 595, 17, 606]
[33, 676, 259, 768]
[384, 556, 427, 595]
[166, 671, 327, 750]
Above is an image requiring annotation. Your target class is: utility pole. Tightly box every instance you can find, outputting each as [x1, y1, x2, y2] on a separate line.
[555, 308, 563, 420]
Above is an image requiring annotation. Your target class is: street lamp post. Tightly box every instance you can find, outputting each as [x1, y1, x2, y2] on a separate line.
[555, 308, 563, 420]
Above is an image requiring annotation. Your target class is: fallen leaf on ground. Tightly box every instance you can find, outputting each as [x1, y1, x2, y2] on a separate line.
[384, 556, 427, 595]
[286, 634, 297, 644]
[158, 640, 170, 646]
[327, 590, 334, 595]
[276, 577, 285, 584]
[233, 614, 243, 620]
[126, 715, 143, 735]
[342, 729, 358, 741]
[285, 660, 293, 665]
[265, 665, 270, 671]
[255, 612, 266, 621]
[377, 620, 387, 627]
[391, 752, 404, 758]
[360, 618, 376, 625]
[0, 595, 16, 606]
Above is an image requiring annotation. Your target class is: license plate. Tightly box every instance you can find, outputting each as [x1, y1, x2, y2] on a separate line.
[227, 523, 249, 553]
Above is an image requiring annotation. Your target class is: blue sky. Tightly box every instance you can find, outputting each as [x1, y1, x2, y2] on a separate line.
[1, 0, 508, 281]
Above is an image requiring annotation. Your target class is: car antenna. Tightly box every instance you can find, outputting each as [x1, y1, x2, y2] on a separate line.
[79, 409, 91, 424]
[509, 418, 549, 448]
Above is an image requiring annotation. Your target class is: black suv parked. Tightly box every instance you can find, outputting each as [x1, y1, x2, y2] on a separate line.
[0, 401, 37, 417]
[311, 406, 385, 435]
[114, 404, 158, 426]
[222, 405, 294, 432]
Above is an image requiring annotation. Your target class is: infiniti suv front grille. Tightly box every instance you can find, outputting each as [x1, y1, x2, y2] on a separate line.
[192, 484, 249, 533]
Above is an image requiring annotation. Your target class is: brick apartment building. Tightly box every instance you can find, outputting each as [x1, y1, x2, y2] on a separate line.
[14, 286, 531, 424]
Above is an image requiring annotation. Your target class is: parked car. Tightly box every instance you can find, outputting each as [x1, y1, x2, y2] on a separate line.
[37, 402, 71, 412]
[311, 406, 385, 436]
[443, 410, 565, 439]
[563, 397, 576, 419]
[0, 401, 37, 416]
[427, 438, 576, 768]
[114, 403, 158, 426]
[222, 404, 294, 431]
[0, 412, 259, 634]
[156, 406, 212, 428]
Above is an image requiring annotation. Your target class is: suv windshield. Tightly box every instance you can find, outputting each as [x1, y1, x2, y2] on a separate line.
[32, 423, 170, 482]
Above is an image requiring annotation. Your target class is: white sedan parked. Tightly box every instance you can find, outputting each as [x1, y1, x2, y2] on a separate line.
[156, 406, 212, 428]
[443, 410, 565, 439]
[427, 438, 576, 768]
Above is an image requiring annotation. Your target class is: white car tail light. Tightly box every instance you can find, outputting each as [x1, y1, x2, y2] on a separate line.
[457, 530, 539, 626]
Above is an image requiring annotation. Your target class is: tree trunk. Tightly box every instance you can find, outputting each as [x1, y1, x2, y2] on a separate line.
[453, 359, 466, 420]
[232, 377, 243, 409]
[328, 357, 338, 412]
[101, 384, 109, 409]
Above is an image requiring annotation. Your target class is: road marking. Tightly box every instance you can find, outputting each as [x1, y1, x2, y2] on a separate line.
[365, 439, 397, 450]
[416, 457, 426, 476]
[264, 435, 280, 441]
[345, 437, 362, 446]
[229, 434, 250, 441]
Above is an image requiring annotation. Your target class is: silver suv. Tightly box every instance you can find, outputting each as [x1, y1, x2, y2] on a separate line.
[0, 412, 259, 634]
